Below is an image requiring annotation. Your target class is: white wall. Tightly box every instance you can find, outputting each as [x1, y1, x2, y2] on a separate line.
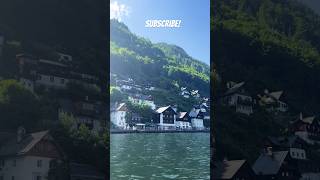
[36, 74, 68, 89]
[110, 110, 127, 129]
[289, 148, 306, 160]
[175, 121, 191, 129]
[0, 156, 52, 180]
[191, 118, 204, 130]
[158, 114, 176, 130]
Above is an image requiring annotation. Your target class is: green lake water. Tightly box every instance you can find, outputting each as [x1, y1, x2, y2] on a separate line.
[110, 133, 210, 180]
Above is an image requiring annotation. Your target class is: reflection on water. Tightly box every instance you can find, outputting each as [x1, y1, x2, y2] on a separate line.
[111, 133, 210, 180]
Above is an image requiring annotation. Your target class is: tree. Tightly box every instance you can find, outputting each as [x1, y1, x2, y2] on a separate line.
[0, 79, 41, 131]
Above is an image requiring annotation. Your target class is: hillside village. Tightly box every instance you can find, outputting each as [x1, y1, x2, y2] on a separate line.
[0, 34, 107, 180]
[214, 81, 320, 180]
[110, 73, 210, 131]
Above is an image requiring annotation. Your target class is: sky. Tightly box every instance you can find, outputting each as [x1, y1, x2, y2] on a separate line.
[110, 0, 210, 65]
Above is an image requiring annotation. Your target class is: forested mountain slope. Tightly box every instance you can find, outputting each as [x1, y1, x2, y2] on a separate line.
[212, 0, 320, 161]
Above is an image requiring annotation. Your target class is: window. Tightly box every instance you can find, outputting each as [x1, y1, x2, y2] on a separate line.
[37, 160, 42, 167]
[0, 176, 3, 180]
[0, 159, 4, 167]
[60, 78, 65, 84]
[50, 76, 54, 82]
[36, 176, 42, 180]
[11, 176, 14, 180]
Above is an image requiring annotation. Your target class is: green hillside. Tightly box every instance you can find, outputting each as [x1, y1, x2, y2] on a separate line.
[110, 19, 210, 98]
[213, 0, 320, 162]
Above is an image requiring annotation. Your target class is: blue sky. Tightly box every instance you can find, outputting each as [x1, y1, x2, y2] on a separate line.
[110, 0, 210, 65]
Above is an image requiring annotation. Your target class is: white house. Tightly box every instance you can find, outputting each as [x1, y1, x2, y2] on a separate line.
[0, 128, 65, 180]
[191, 90, 200, 98]
[223, 82, 253, 115]
[259, 89, 288, 112]
[110, 103, 128, 129]
[181, 90, 190, 98]
[176, 112, 192, 130]
[189, 108, 205, 130]
[154, 106, 177, 130]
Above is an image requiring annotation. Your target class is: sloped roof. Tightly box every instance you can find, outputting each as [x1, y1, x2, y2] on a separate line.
[178, 112, 188, 119]
[266, 135, 304, 148]
[156, 106, 171, 113]
[225, 82, 247, 96]
[0, 130, 49, 157]
[268, 91, 283, 100]
[116, 103, 127, 111]
[252, 151, 288, 175]
[213, 160, 246, 179]
[189, 109, 201, 118]
[301, 116, 315, 124]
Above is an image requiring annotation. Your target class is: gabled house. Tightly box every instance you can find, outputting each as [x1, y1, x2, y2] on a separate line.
[181, 90, 190, 98]
[153, 106, 177, 130]
[0, 128, 66, 180]
[191, 90, 200, 98]
[289, 113, 320, 144]
[176, 112, 191, 130]
[110, 103, 128, 129]
[252, 148, 301, 180]
[222, 82, 253, 115]
[263, 135, 320, 180]
[258, 90, 288, 113]
[189, 107, 205, 130]
[213, 160, 256, 180]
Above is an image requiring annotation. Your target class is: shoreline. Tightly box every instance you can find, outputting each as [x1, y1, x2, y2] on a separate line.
[110, 129, 210, 134]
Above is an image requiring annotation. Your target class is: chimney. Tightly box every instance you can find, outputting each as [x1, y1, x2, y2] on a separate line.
[85, 96, 89, 101]
[299, 112, 303, 120]
[264, 89, 269, 94]
[17, 126, 26, 143]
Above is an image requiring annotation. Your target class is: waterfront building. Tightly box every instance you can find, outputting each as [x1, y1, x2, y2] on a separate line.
[176, 112, 192, 130]
[189, 108, 205, 130]
[110, 103, 128, 129]
[154, 106, 177, 130]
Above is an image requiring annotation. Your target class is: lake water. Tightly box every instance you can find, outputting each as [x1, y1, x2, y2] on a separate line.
[110, 133, 210, 180]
